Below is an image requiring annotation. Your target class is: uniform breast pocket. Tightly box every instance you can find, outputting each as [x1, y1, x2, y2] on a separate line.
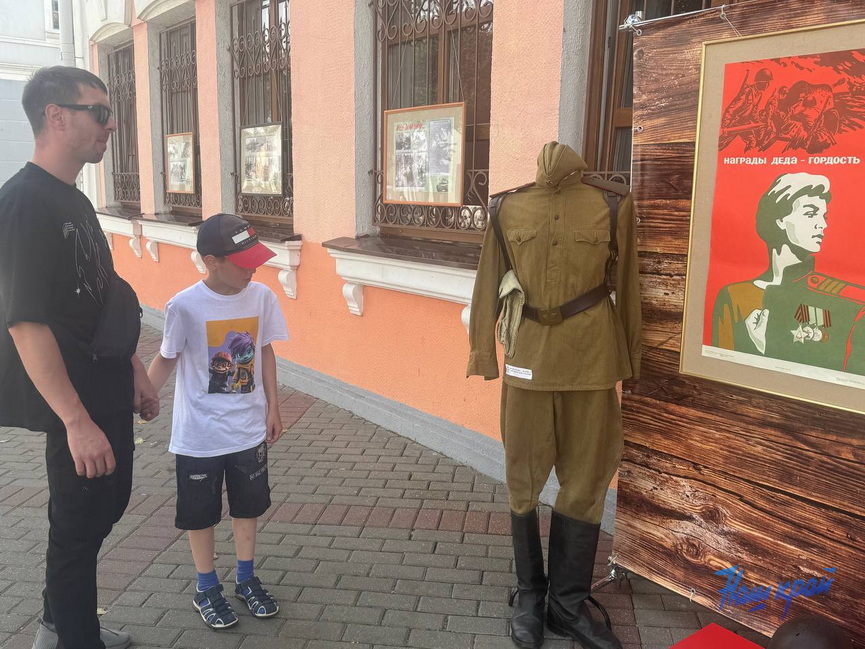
[506, 228, 539, 267]
[571, 229, 611, 269]
[507, 228, 538, 246]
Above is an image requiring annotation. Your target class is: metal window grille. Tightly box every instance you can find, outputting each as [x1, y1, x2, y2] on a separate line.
[160, 20, 202, 212]
[107, 44, 140, 207]
[229, 0, 294, 229]
[586, 0, 743, 176]
[373, 0, 494, 242]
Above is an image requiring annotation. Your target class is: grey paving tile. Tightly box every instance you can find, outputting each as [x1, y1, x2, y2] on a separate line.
[0, 325, 770, 649]
[343, 623, 410, 646]
[320, 604, 385, 625]
[407, 629, 474, 649]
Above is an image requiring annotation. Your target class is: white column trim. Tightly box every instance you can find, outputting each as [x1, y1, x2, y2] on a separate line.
[326, 249, 476, 330]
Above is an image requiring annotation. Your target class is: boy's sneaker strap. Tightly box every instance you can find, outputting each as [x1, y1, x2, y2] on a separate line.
[193, 584, 239, 629]
[235, 576, 279, 618]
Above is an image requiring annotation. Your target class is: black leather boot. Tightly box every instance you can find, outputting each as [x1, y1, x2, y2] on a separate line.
[508, 510, 547, 649]
[546, 511, 622, 649]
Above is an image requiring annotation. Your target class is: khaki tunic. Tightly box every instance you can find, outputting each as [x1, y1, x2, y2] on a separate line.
[467, 144, 642, 390]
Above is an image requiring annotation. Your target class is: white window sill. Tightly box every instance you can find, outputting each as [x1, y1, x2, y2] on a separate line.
[96, 213, 303, 298]
[325, 246, 476, 331]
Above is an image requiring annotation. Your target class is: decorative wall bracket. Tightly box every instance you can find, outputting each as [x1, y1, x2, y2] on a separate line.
[325, 247, 475, 331]
[267, 239, 303, 299]
[138, 219, 201, 272]
[145, 239, 159, 262]
[96, 214, 142, 259]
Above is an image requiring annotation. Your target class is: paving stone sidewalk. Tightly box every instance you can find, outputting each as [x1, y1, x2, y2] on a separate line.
[0, 325, 768, 649]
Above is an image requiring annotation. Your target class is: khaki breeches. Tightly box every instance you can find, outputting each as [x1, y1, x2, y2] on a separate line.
[500, 384, 623, 524]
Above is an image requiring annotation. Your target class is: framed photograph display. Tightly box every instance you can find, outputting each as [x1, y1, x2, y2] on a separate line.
[383, 102, 465, 206]
[165, 132, 195, 194]
[681, 19, 865, 414]
[240, 123, 283, 195]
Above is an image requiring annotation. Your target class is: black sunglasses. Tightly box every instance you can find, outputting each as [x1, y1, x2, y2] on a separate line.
[54, 103, 114, 126]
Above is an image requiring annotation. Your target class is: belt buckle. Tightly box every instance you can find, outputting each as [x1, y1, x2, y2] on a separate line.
[537, 307, 563, 325]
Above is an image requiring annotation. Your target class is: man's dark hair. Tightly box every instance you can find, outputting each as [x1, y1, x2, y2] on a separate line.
[22, 66, 108, 136]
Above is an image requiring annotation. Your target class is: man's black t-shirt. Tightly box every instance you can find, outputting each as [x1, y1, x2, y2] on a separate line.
[0, 163, 134, 432]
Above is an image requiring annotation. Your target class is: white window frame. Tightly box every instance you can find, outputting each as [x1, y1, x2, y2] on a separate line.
[44, 0, 60, 37]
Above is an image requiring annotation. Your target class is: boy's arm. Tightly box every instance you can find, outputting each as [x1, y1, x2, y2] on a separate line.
[261, 344, 283, 444]
[147, 353, 180, 394]
[131, 354, 159, 421]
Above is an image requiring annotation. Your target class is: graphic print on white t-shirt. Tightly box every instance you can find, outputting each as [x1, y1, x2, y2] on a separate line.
[206, 316, 259, 394]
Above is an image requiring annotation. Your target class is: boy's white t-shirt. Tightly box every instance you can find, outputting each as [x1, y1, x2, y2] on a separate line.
[160, 280, 289, 457]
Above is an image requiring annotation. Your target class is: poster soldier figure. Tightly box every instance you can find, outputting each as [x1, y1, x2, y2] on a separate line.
[468, 143, 641, 649]
[712, 172, 865, 375]
[719, 68, 773, 151]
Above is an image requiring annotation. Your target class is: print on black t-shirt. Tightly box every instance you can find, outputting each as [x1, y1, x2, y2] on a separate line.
[70, 213, 110, 308]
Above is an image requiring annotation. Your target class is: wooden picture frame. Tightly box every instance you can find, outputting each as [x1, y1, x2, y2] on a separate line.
[239, 123, 283, 196]
[383, 102, 465, 206]
[681, 19, 865, 415]
[165, 132, 195, 194]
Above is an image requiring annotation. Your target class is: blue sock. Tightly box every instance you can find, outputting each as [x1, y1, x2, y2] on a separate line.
[236, 559, 254, 584]
[197, 570, 219, 593]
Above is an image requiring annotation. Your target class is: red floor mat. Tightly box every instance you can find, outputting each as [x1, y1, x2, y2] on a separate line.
[671, 623, 764, 648]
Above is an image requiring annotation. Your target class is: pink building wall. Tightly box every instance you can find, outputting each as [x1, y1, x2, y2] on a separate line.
[110, 0, 568, 440]
[290, 0, 357, 243]
[132, 18, 157, 215]
[489, 0, 564, 194]
[195, 0, 227, 217]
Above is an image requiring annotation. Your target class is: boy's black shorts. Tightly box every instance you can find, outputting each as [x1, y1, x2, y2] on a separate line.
[175, 441, 271, 530]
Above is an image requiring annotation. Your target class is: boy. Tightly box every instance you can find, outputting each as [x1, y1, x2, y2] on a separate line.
[148, 213, 289, 629]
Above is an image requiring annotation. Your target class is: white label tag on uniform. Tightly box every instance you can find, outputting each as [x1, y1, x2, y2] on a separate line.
[505, 364, 533, 380]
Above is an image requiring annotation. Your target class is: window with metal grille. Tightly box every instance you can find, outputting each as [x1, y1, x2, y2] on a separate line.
[107, 44, 140, 208]
[229, 0, 293, 230]
[160, 20, 202, 213]
[584, 0, 748, 180]
[373, 0, 493, 243]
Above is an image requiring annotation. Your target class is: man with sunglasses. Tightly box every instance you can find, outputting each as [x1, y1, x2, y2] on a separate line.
[0, 66, 159, 649]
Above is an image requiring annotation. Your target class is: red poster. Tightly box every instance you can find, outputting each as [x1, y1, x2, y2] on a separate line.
[702, 48, 865, 382]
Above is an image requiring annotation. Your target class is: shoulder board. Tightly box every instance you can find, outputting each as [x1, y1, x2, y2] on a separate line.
[490, 181, 535, 199]
[805, 273, 865, 304]
[581, 176, 630, 196]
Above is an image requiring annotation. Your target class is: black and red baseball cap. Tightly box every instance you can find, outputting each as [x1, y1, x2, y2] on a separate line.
[196, 213, 276, 269]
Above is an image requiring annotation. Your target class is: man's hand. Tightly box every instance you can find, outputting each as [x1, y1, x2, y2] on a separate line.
[132, 355, 160, 421]
[745, 308, 769, 355]
[266, 408, 284, 445]
[66, 416, 115, 478]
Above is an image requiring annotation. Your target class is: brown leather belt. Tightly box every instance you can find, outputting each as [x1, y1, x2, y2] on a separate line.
[522, 283, 610, 325]
[487, 180, 621, 327]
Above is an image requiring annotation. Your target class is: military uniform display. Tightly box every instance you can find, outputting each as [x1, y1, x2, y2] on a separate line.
[467, 142, 641, 649]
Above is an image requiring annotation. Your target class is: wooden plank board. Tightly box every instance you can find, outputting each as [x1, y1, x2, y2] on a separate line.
[638, 252, 686, 353]
[621, 0, 865, 644]
[632, 143, 694, 256]
[616, 447, 863, 638]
